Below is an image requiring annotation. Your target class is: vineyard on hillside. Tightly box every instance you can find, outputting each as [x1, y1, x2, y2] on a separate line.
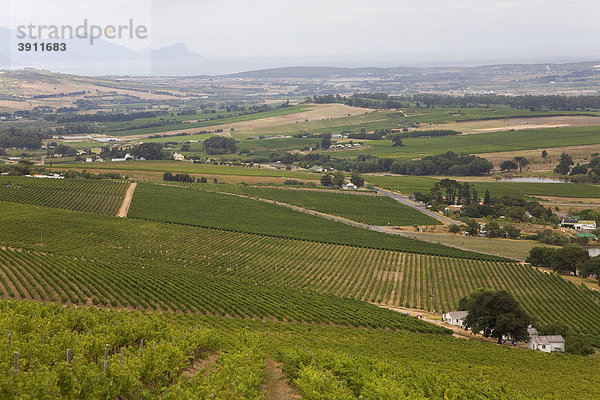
[170, 182, 439, 226]
[0, 176, 129, 216]
[1, 300, 592, 399]
[1, 202, 599, 341]
[127, 184, 480, 258]
[0, 247, 446, 333]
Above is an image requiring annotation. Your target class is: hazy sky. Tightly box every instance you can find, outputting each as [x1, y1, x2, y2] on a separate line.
[5, 0, 600, 62]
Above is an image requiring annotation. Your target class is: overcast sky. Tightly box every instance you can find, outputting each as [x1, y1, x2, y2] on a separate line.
[5, 0, 600, 63]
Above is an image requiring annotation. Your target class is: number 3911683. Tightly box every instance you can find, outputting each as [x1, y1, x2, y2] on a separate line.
[18, 43, 67, 51]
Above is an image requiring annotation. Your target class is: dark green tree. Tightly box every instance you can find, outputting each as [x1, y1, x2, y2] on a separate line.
[500, 160, 518, 172]
[526, 246, 555, 267]
[320, 134, 332, 150]
[131, 143, 167, 160]
[551, 244, 589, 275]
[332, 171, 346, 187]
[483, 189, 491, 205]
[541, 149, 548, 159]
[350, 172, 364, 187]
[513, 156, 530, 173]
[554, 153, 574, 175]
[389, 134, 404, 147]
[320, 174, 333, 187]
[460, 289, 530, 344]
[484, 221, 504, 238]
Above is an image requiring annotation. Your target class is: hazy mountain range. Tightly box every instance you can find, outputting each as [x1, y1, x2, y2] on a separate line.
[2, 25, 600, 77]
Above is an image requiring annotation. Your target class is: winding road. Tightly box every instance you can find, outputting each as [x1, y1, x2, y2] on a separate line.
[374, 187, 460, 225]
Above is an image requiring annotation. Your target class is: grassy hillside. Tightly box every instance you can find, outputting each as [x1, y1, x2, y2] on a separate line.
[128, 183, 477, 257]
[169, 182, 440, 226]
[0, 176, 129, 215]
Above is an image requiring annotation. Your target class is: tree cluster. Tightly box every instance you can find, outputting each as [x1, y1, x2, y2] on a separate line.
[391, 152, 493, 176]
[527, 245, 598, 277]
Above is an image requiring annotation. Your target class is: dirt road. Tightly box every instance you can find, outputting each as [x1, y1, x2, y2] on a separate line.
[116, 182, 137, 218]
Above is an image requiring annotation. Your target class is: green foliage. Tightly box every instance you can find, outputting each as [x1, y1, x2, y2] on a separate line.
[555, 152, 574, 175]
[203, 136, 238, 155]
[500, 160, 518, 171]
[551, 245, 590, 275]
[130, 143, 168, 160]
[460, 289, 530, 343]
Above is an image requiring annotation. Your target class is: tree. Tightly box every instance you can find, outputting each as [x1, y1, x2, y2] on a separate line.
[554, 153, 574, 175]
[579, 256, 600, 279]
[320, 174, 333, 187]
[484, 221, 504, 238]
[181, 144, 192, 152]
[448, 224, 461, 234]
[198, 177, 208, 183]
[503, 224, 521, 239]
[570, 163, 588, 176]
[526, 246, 555, 267]
[332, 171, 346, 187]
[460, 289, 530, 343]
[203, 137, 238, 155]
[131, 143, 167, 160]
[389, 134, 404, 147]
[350, 172, 364, 187]
[513, 156, 530, 173]
[541, 149, 548, 159]
[320, 134, 331, 150]
[500, 160, 518, 172]
[465, 219, 480, 236]
[483, 189, 491, 205]
[551, 244, 589, 275]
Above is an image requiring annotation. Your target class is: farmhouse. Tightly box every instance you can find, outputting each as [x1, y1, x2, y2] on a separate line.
[444, 311, 468, 328]
[342, 182, 358, 190]
[574, 220, 596, 231]
[528, 335, 565, 353]
[445, 205, 463, 212]
[173, 153, 185, 161]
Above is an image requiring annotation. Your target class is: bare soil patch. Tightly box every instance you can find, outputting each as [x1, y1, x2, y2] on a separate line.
[263, 358, 301, 400]
[417, 116, 600, 135]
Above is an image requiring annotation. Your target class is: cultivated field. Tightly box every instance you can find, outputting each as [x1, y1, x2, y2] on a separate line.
[0, 176, 129, 215]
[168, 182, 440, 226]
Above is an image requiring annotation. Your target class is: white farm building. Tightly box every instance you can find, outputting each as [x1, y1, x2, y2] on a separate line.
[528, 335, 565, 353]
[444, 311, 468, 328]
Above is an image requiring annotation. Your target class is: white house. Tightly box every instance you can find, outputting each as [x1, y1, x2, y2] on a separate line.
[173, 153, 185, 161]
[342, 182, 358, 190]
[528, 335, 565, 353]
[574, 220, 596, 231]
[444, 311, 468, 328]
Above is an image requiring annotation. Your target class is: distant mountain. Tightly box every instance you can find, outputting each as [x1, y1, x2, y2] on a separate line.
[140, 42, 202, 60]
[224, 66, 421, 78]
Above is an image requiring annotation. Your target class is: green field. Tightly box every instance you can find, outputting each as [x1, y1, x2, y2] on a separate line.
[365, 175, 600, 198]
[128, 183, 472, 257]
[328, 125, 600, 159]
[170, 182, 439, 226]
[54, 161, 320, 180]
[0, 176, 129, 215]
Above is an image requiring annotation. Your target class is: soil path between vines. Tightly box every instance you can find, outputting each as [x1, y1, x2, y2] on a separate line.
[117, 182, 137, 218]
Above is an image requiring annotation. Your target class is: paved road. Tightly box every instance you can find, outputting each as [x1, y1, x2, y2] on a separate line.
[374, 187, 460, 225]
